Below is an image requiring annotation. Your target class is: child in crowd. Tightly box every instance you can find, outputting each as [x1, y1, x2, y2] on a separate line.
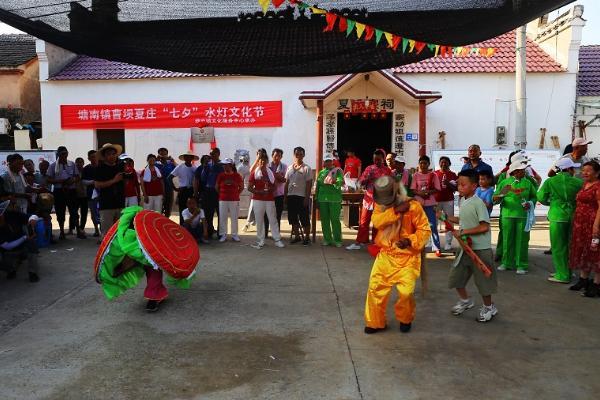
[181, 197, 209, 243]
[121, 155, 141, 207]
[441, 170, 498, 322]
[493, 161, 537, 274]
[411, 155, 442, 256]
[216, 158, 244, 242]
[364, 176, 430, 334]
[475, 170, 495, 216]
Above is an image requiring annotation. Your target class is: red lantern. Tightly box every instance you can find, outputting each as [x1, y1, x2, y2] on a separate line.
[371, 112, 379, 119]
[361, 113, 369, 119]
[344, 110, 351, 120]
[380, 111, 387, 119]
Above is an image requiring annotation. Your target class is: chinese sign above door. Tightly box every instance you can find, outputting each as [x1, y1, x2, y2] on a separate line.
[60, 101, 283, 129]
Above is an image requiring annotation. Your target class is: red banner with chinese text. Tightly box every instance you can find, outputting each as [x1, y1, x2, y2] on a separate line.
[60, 101, 283, 129]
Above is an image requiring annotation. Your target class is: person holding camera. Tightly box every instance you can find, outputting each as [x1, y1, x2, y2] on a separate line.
[94, 143, 125, 239]
[47, 146, 81, 239]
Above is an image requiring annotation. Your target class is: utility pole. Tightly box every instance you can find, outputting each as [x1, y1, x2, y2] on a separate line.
[515, 25, 527, 150]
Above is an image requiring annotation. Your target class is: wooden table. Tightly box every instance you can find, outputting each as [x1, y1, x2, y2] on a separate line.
[311, 191, 364, 242]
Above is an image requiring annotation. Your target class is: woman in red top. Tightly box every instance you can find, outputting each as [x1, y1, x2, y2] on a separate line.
[248, 154, 285, 249]
[569, 161, 600, 297]
[140, 154, 164, 213]
[434, 156, 458, 252]
[216, 158, 244, 242]
[343, 149, 362, 179]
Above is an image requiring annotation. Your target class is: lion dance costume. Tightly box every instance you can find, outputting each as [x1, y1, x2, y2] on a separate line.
[94, 206, 200, 301]
[365, 176, 431, 332]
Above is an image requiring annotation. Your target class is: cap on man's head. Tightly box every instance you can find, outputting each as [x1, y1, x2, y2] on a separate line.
[221, 158, 234, 165]
[572, 138, 592, 147]
[323, 153, 334, 162]
[394, 155, 406, 164]
[555, 157, 581, 171]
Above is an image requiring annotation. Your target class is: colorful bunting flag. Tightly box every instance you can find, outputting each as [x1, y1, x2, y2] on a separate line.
[256, 0, 496, 59]
[338, 17, 348, 33]
[364, 26, 374, 41]
[355, 22, 366, 39]
[346, 20, 356, 37]
[323, 13, 337, 32]
[375, 29, 383, 45]
[259, 0, 270, 13]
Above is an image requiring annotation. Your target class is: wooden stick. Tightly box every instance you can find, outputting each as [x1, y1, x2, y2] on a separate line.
[443, 220, 492, 277]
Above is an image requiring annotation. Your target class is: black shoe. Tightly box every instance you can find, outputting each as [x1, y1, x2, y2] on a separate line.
[302, 238, 310, 246]
[290, 237, 302, 244]
[364, 326, 387, 334]
[569, 277, 589, 291]
[399, 323, 412, 333]
[145, 300, 160, 312]
[6, 271, 16, 280]
[543, 249, 552, 255]
[93, 231, 100, 237]
[29, 272, 40, 283]
[582, 283, 599, 298]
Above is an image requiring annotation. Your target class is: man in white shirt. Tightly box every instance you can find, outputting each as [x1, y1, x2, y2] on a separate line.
[548, 138, 591, 179]
[169, 151, 198, 224]
[181, 197, 208, 243]
[285, 146, 313, 246]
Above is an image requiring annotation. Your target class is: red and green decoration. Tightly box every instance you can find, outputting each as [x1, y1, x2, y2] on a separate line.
[258, 0, 496, 58]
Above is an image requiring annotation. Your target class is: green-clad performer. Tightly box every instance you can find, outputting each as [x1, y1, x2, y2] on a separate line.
[315, 153, 344, 247]
[493, 160, 537, 274]
[494, 151, 541, 261]
[537, 158, 583, 283]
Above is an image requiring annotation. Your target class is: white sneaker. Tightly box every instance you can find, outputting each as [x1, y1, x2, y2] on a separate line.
[516, 269, 528, 275]
[346, 243, 362, 251]
[477, 304, 498, 322]
[274, 240, 285, 248]
[497, 265, 507, 271]
[451, 298, 474, 315]
[444, 243, 453, 251]
[251, 241, 264, 249]
[232, 235, 241, 242]
[219, 235, 227, 243]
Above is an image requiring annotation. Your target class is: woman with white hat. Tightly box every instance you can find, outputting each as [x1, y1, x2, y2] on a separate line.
[493, 160, 537, 274]
[315, 153, 344, 247]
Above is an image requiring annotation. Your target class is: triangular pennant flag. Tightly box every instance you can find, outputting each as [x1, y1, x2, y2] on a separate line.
[338, 17, 348, 33]
[272, 0, 285, 7]
[297, 2, 308, 10]
[346, 19, 356, 37]
[402, 38, 409, 53]
[355, 22, 366, 39]
[434, 44, 440, 56]
[447, 47, 454, 57]
[311, 7, 326, 14]
[408, 39, 416, 53]
[391, 35, 401, 51]
[375, 29, 384, 45]
[486, 48, 496, 57]
[470, 47, 479, 55]
[440, 46, 447, 57]
[415, 41, 426, 54]
[384, 32, 394, 47]
[323, 12, 337, 32]
[461, 47, 470, 57]
[454, 47, 463, 56]
[364, 26, 375, 41]
[427, 44, 435, 52]
[259, 0, 270, 13]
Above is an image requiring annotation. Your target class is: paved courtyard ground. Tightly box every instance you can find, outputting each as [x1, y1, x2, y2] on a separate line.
[0, 217, 599, 400]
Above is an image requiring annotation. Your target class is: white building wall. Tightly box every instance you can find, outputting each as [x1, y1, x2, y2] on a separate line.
[576, 96, 600, 157]
[401, 72, 576, 157]
[40, 75, 335, 168]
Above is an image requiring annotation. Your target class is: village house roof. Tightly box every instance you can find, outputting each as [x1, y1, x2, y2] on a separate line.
[392, 31, 564, 74]
[577, 45, 600, 97]
[0, 34, 37, 68]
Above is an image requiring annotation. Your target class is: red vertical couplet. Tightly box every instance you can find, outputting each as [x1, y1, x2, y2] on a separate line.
[419, 100, 426, 157]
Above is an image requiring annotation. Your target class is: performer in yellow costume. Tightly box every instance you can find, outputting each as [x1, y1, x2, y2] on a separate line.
[364, 176, 431, 334]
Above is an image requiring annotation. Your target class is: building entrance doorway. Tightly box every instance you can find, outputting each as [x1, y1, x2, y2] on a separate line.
[96, 129, 125, 152]
[337, 113, 392, 168]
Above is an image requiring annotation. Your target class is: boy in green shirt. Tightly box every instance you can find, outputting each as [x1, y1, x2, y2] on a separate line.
[441, 169, 498, 322]
[537, 158, 583, 283]
[315, 154, 344, 247]
[493, 161, 537, 274]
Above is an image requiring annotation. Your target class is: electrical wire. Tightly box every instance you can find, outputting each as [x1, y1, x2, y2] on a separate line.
[6, 0, 88, 12]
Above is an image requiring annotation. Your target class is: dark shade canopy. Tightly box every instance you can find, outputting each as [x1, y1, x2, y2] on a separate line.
[0, 0, 574, 76]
